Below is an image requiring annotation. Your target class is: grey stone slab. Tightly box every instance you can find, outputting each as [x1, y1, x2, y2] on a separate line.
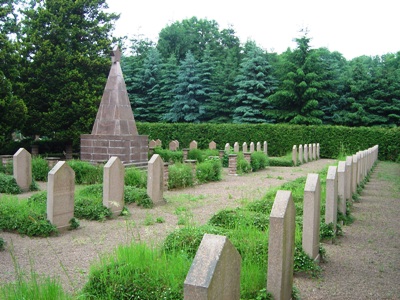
[13, 148, 32, 192]
[103, 156, 124, 217]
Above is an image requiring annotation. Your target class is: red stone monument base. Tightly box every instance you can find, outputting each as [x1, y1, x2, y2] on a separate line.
[80, 134, 148, 167]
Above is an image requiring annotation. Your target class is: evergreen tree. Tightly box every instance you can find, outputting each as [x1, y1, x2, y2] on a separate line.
[229, 41, 277, 123]
[18, 0, 118, 142]
[0, 0, 27, 146]
[269, 32, 325, 125]
[131, 48, 163, 122]
[159, 54, 179, 120]
[164, 51, 206, 122]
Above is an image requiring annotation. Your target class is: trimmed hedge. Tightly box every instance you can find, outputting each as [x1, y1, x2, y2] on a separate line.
[137, 123, 400, 161]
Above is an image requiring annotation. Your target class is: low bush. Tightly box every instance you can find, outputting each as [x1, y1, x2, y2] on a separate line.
[196, 158, 222, 183]
[187, 148, 204, 163]
[32, 157, 50, 181]
[237, 153, 251, 174]
[153, 147, 183, 163]
[124, 167, 147, 188]
[124, 186, 153, 208]
[168, 163, 193, 189]
[0, 160, 13, 175]
[67, 160, 103, 184]
[268, 156, 293, 167]
[75, 185, 111, 221]
[0, 194, 57, 237]
[208, 208, 269, 231]
[0, 173, 22, 194]
[250, 152, 269, 172]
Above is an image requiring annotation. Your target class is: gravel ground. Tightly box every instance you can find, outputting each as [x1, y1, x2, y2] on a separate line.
[1, 159, 399, 299]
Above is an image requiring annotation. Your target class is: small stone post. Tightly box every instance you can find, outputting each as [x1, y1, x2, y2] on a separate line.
[345, 156, 353, 201]
[189, 140, 198, 150]
[303, 144, 308, 163]
[103, 156, 124, 217]
[337, 161, 347, 215]
[308, 144, 312, 161]
[242, 142, 248, 153]
[47, 161, 75, 231]
[317, 143, 320, 159]
[263, 141, 268, 155]
[292, 145, 297, 166]
[169, 140, 178, 151]
[13, 148, 32, 192]
[224, 143, 230, 153]
[149, 140, 157, 148]
[155, 139, 162, 147]
[256, 142, 261, 152]
[147, 154, 165, 205]
[325, 166, 338, 230]
[302, 173, 321, 260]
[228, 154, 237, 175]
[184, 234, 241, 300]
[298, 145, 303, 165]
[352, 154, 358, 194]
[243, 152, 251, 164]
[249, 142, 255, 153]
[267, 190, 295, 300]
[312, 143, 316, 160]
[209, 141, 216, 150]
[218, 150, 225, 159]
[234, 142, 239, 153]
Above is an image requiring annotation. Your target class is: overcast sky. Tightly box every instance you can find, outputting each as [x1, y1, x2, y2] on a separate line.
[106, 0, 399, 60]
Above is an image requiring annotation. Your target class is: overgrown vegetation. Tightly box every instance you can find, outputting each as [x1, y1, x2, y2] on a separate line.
[67, 160, 103, 185]
[0, 173, 22, 194]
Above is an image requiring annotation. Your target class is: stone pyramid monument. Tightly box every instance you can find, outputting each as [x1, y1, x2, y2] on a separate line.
[80, 48, 148, 166]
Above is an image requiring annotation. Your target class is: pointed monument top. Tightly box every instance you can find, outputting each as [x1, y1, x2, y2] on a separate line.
[111, 47, 121, 64]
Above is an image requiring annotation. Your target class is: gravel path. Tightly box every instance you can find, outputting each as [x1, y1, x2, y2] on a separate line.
[1, 159, 399, 299]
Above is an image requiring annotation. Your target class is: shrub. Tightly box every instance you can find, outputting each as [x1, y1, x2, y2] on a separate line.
[168, 163, 193, 189]
[208, 208, 269, 231]
[32, 157, 50, 181]
[0, 173, 22, 194]
[125, 167, 147, 188]
[187, 148, 204, 163]
[0, 160, 13, 175]
[268, 156, 293, 167]
[67, 160, 103, 184]
[250, 152, 269, 171]
[237, 153, 251, 174]
[153, 147, 183, 163]
[196, 158, 222, 183]
[124, 186, 153, 208]
[75, 185, 111, 221]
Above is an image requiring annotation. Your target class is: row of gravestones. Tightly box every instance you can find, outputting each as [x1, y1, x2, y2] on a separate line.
[292, 143, 320, 166]
[11, 148, 166, 231]
[149, 139, 269, 155]
[184, 144, 379, 300]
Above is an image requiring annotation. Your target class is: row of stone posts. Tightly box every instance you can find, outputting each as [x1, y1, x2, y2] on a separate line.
[183, 145, 379, 300]
[292, 143, 320, 166]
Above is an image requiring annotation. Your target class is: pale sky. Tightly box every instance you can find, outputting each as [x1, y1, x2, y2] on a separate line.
[106, 0, 399, 60]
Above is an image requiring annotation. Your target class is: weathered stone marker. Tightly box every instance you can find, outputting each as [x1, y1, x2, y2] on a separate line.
[103, 156, 124, 217]
[302, 173, 321, 260]
[303, 144, 308, 163]
[337, 161, 347, 215]
[298, 144, 303, 165]
[267, 190, 295, 300]
[317, 143, 320, 159]
[147, 154, 165, 205]
[13, 148, 32, 192]
[47, 161, 75, 231]
[292, 145, 297, 166]
[190, 140, 198, 150]
[209, 141, 216, 150]
[149, 140, 157, 148]
[263, 141, 268, 155]
[249, 142, 255, 153]
[256, 142, 261, 152]
[312, 143, 316, 160]
[224, 143, 230, 153]
[345, 156, 353, 201]
[233, 142, 239, 153]
[325, 166, 338, 230]
[242, 142, 247, 153]
[169, 140, 178, 151]
[184, 234, 241, 300]
[351, 154, 358, 194]
[308, 144, 312, 161]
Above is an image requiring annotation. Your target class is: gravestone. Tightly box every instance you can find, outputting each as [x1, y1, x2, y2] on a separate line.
[233, 142, 239, 153]
[174, 140, 180, 149]
[242, 142, 247, 153]
[317, 143, 320, 159]
[337, 161, 347, 215]
[256, 142, 261, 152]
[302, 173, 321, 260]
[267, 190, 295, 300]
[184, 234, 241, 300]
[13, 148, 32, 192]
[47, 161, 75, 231]
[190, 140, 197, 150]
[303, 144, 308, 163]
[169, 140, 178, 151]
[308, 144, 312, 161]
[249, 142, 255, 153]
[292, 145, 297, 166]
[298, 145, 303, 165]
[228, 154, 237, 176]
[312, 143, 316, 160]
[103, 156, 124, 217]
[345, 156, 353, 201]
[149, 140, 157, 148]
[155, 139, 162, 147]
[263, 141, 268, 155]
[351, 154, 358, 194]
[80, 47, 148, 167]
[356, 152, 361, 185]
[147, 154, 165, 205]
[325, 166, 338, 229]
[224, 143, 230, 153]
[209, 141, 216, 150]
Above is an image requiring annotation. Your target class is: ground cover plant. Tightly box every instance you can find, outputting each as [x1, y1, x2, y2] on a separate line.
[153, 147, 183, 163]
[67, 160, 103, 185]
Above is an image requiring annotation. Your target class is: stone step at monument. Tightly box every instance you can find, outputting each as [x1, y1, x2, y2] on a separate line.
[125, 161, 148, 170]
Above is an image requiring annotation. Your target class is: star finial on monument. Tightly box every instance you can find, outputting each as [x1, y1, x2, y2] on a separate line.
[111, 47, 121, 64]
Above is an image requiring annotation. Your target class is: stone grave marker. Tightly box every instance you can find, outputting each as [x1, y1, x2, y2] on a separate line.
[189, 140, 198, 150]
[184, 234, 241, 300]
[47, 161, 75, 231]
[308, 144, 312, 161]
[242, 142, 247, 153]
[303, 144, 308, 163]
[325, 166, 338, 229]
[169, 140, 178, 151]
[345, 156, 353, 201]
[209, 141, 216, 150]
[147, 154, 165, 205]
[292, 145, 297, 166]
[149, 140, 157, 148]
[312, 143, 316, 160]
[264, 141, 268, 155]
[249, 142, 255, 153]
[351, 154, 358, 194]
[317, 143, 320, 159]
[298, 145, 303, 164]
[224, 143, 230, 153]
[337, 161, 347, 215]
[234, 142, 239, 153]
[155, 139, 162, 147]
[256, 142, 261, 152]
[302, 173, 321, 260]
[103, 156, 124, 217]
[13, 148, 32, 192]
[267, 190, 295, 300]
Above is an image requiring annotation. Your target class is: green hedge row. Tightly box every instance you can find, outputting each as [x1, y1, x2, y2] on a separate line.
[137, 123, 400, 161]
